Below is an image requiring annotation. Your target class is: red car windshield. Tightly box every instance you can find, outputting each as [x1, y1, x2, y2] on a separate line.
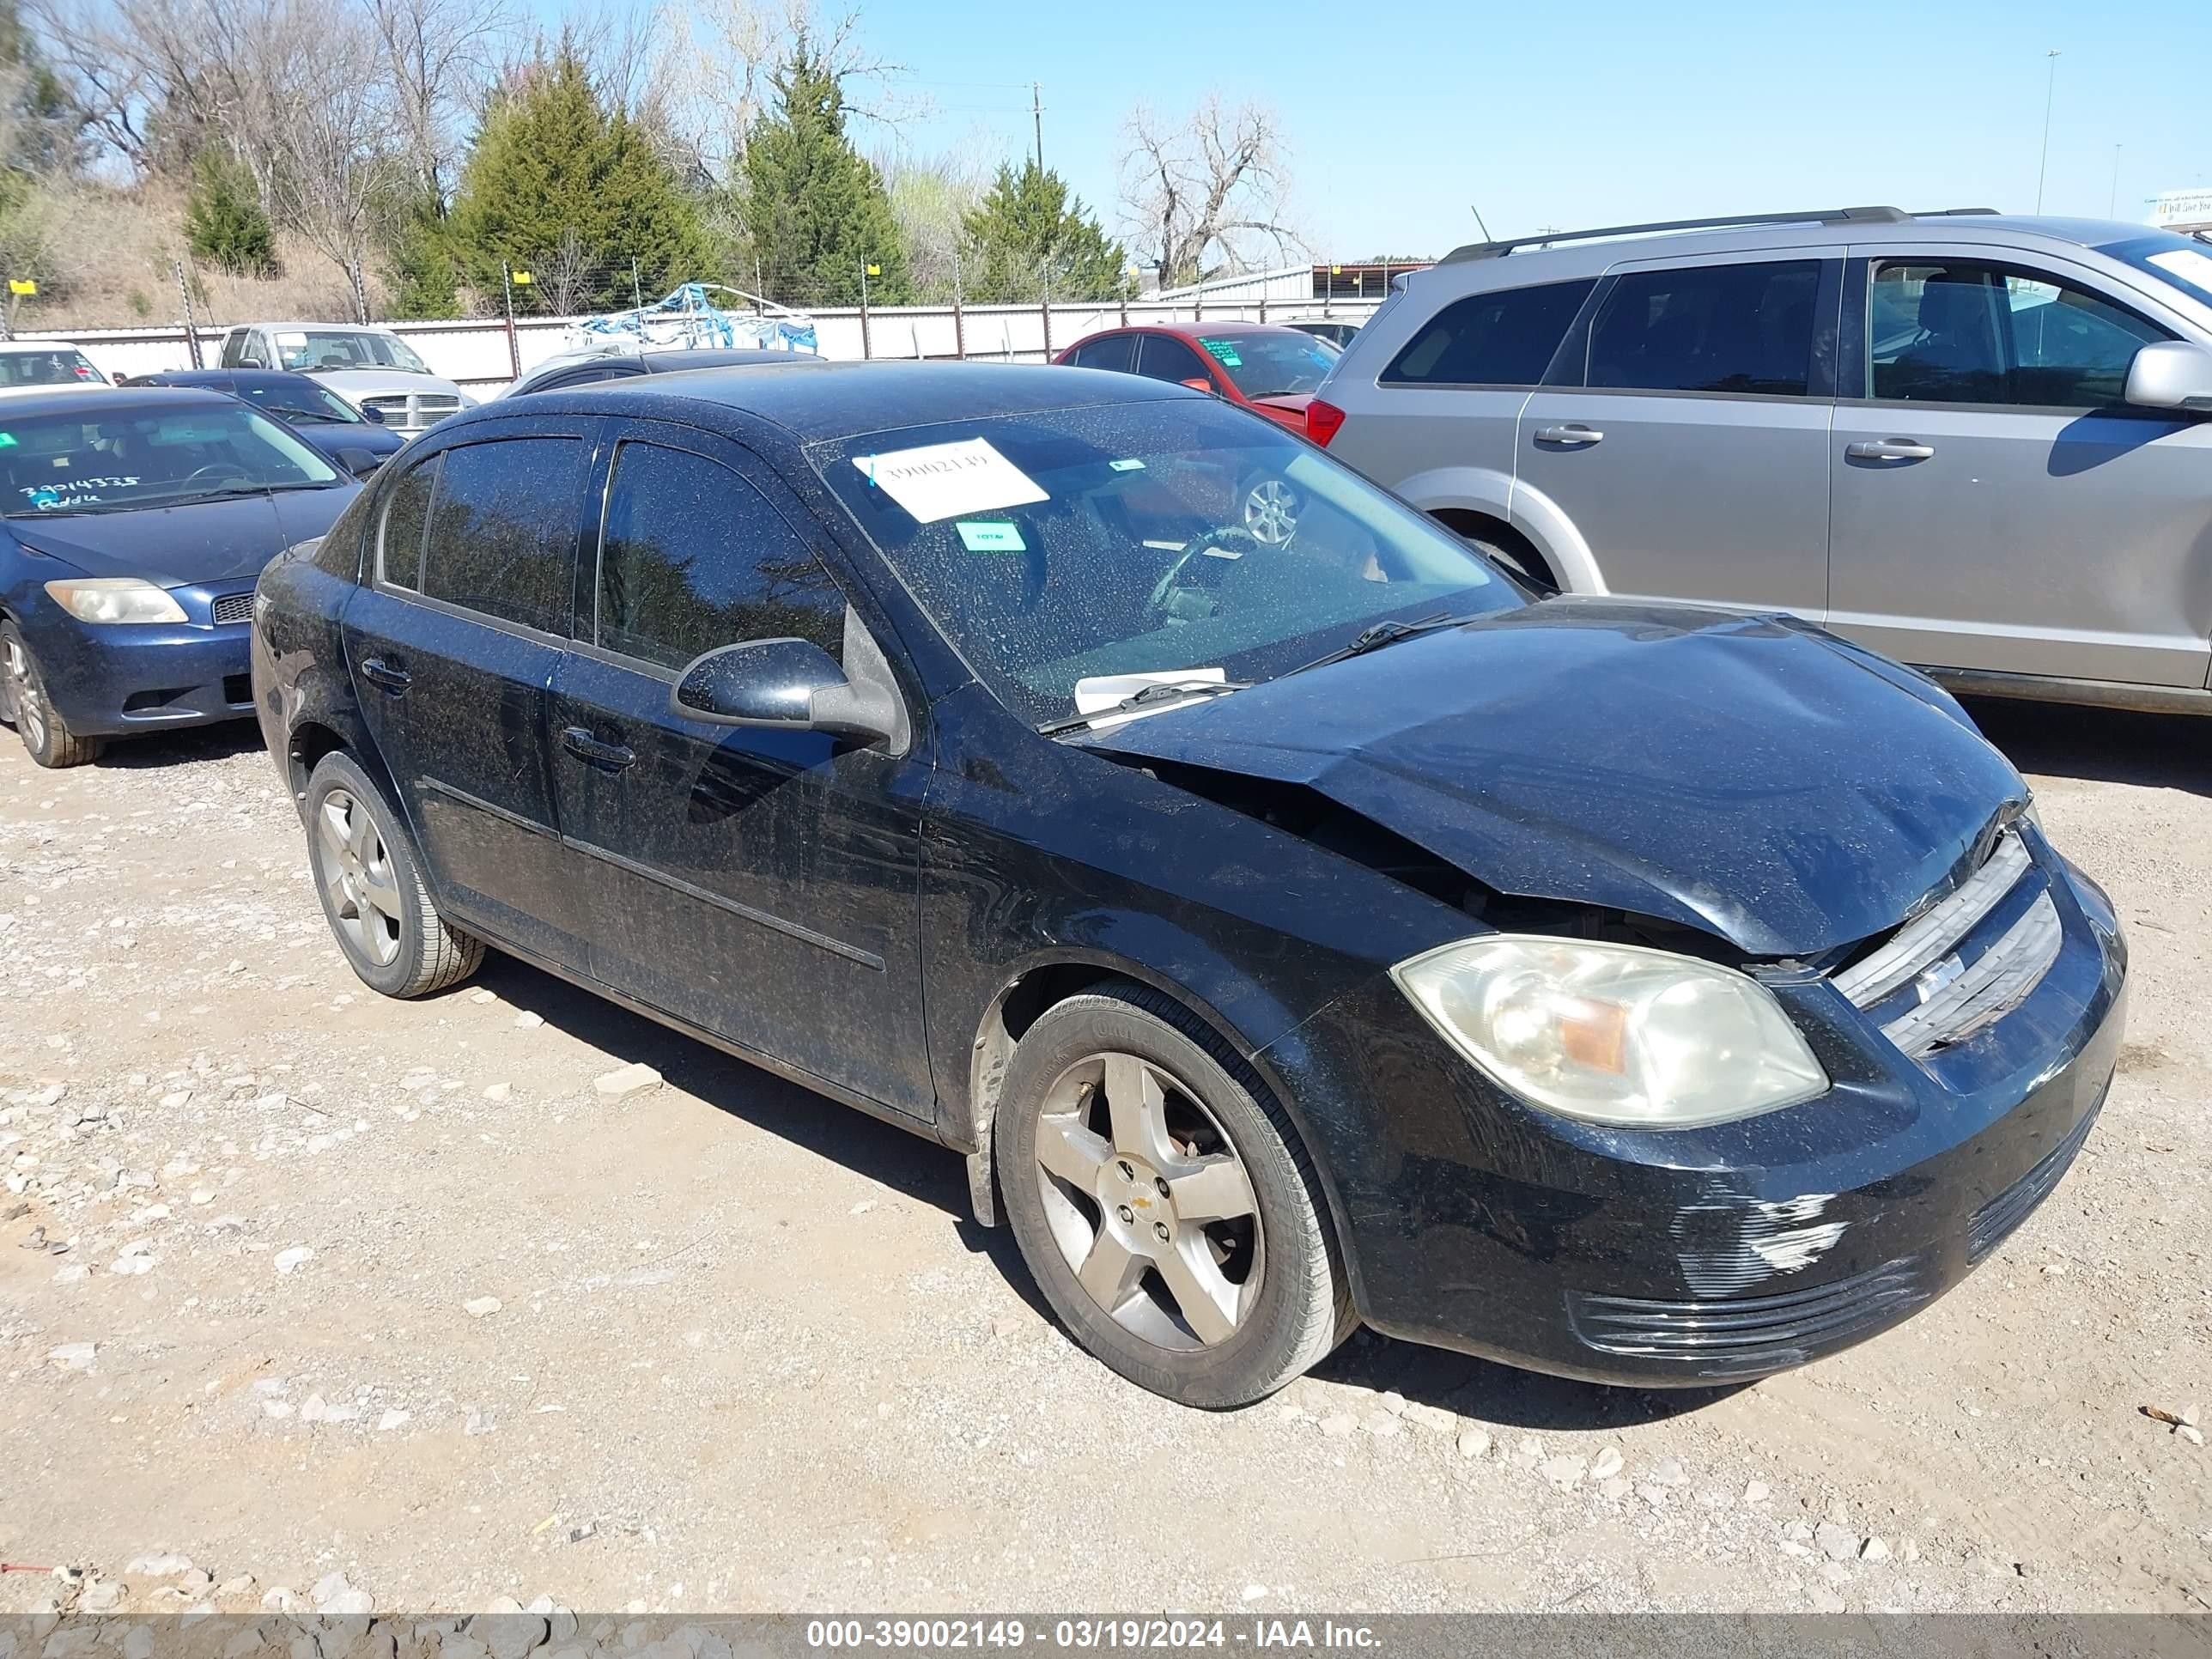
[1194, 332, 1339, 400]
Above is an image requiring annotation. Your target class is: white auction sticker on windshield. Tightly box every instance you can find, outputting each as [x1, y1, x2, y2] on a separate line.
[853, 437, 1048, 523]
[2148, 248, 2212, 298]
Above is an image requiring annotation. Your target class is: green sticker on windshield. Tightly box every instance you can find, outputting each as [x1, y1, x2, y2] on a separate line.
[1199, 338, 1243, 368]
[956, 520, 1026, 554]
[1109, 458, 1145, 471]
[0, 433, 15, 447]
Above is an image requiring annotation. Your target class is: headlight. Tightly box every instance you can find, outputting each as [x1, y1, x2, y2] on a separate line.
[1391, 935, 1827, 1129]
[44, 578, 189, 624]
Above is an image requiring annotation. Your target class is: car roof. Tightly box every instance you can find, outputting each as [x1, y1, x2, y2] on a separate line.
[0, 337, 93, 352]
[471, 359, 1200, 444]
[237, 321, 396, 334]
[638, 347, 824, 374]
[0, 385, 234, 418]
[1416, 210, 2166, 289]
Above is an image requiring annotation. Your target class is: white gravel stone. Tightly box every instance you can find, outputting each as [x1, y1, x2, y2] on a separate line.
[1455, 1425, 1491, 1459]
[465, 1295, 503, 1317]
[593, 1062, 663, 1099]
[46, 1341, 96, 1371]
[482, 1083, 512, 1103]
[376, 1409, 411, 1431]
[273, 1246, 313, 1274]
[1815, 1521, 1862, 1561]
[1590, 1447, 1625, 1481]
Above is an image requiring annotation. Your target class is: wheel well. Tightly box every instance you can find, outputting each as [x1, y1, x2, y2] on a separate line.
[1427, 507, 1558, 590]
[288, 720, 350, 805]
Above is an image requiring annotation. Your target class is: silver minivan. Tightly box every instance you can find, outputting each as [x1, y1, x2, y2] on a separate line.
[1312, 208, 2212, 714]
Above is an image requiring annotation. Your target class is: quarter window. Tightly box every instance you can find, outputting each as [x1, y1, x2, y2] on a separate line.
[378, 453, 437, 588]
[418, 437, 585, 634]
[594, 441, 846, 672]
[1869, 260, 2168, 408]
[1382, 278, 1596, 386]
[1074, 334, 1138, 374]
[1587, 260, 1823, 396]
[1136, 336, 1212, 386]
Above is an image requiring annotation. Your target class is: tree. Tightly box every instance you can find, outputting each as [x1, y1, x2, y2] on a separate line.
[1119, 94, 1299, 290]
[448, 42, 709, 314]
[962, 160, 1125, 303]
[383, 189, 459, 316]
[185, 149, 276, 274]
[738, 35, 908, 307]
[880, 149, 981, 301]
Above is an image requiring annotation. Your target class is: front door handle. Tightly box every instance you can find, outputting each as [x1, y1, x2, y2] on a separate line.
[359, 656, 411, 693]
[1845, 439, 1936, 462]
[1534, 424, 1604, 447]
[561, 726, 637, 771]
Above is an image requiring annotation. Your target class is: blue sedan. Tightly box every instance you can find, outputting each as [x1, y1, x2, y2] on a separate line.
[123, 368, 406, 475]
[0, 386, 362, 766]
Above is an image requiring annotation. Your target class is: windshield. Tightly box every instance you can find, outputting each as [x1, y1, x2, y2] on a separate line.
[276, 330, 431, 374]
[0, 348, 106, 386]
[0, 404, 343, 516]
[2096, 230, 2212, 310]
[812, 398, 1520, 727]
[240, 380, 363, 424]
[1196, 331, 1340, 399]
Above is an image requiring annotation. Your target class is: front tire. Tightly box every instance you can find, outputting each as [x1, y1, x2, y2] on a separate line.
[1, 623, 101, 769]
[303, 750, 483, 998]
[996, 981, 1352, 1408]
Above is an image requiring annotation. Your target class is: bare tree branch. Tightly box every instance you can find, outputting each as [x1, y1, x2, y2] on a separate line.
[1117, 93, 1301, 290]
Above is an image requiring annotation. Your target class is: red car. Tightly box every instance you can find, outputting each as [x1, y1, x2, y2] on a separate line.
[1054, 323, 1339, 435]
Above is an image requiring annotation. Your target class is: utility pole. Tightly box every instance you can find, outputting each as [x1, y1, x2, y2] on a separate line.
[2035, 49, 2061, 214]
[1031, 82, 1044, 174]
[174, 261, 202, 368]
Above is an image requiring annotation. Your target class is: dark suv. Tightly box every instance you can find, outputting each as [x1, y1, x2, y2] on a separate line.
[252, 362, 2124, 1407]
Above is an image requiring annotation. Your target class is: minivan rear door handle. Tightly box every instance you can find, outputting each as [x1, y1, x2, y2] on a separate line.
[561, 726, 637, 771]
[1845, 439, 1936, 462]
[1534, 424, 1604, 447]
[359, 656, 411, 693]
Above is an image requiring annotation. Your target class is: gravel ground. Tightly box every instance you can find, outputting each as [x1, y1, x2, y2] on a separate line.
[2, 699, 2207, 1621]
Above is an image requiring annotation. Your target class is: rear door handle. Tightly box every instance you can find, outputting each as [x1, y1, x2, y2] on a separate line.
[1845, 439, 1936, 462]
[359, 656, 411, 692]
[561, 726, 636, 770]
[1534, 424, 1604, 447]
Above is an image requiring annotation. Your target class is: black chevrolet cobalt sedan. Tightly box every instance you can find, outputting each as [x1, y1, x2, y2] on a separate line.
[251, 362, 2125, 1407]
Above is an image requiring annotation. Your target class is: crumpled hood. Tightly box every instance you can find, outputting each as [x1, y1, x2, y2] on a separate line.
[10, 486, 357, 588]
[1087, 598, 2026, 957]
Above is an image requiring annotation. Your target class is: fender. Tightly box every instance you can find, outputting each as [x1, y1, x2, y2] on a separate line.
[1390, 462, 1610, 596]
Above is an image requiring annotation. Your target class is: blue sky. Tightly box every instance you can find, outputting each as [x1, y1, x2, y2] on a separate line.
[831, 0, 2212, 259]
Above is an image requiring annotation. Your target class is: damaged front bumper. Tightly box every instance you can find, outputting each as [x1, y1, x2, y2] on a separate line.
[1263, 842, 2127, 1387]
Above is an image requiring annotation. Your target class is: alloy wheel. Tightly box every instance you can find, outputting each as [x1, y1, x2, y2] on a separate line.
[1243, 478, 1299, 546]
[1033, 1051, 1264, 1351]
[5, 635, 46, 752]
[317, 787, 404, 966]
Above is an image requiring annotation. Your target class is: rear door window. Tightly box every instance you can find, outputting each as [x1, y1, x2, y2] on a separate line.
[1382, 278, 1596, 386]
[1868, 260, 2169, 408]
[1587, 260, 1823, 396]
[593, 440, 846, 672]
[1073, 334, 1139, 374]
[419, 437, 586, 634]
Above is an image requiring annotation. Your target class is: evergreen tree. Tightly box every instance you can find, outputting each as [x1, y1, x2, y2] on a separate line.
[449, 43, 708, 314]
[184, 151, 278, 276]
[960, 161, 1127, 303]
[738, 39, 909, 307]
[385, 193, 460, 319]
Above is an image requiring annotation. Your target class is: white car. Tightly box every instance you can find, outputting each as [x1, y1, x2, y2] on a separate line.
[0, 339, 109, 388]
[216, 323, 472, 434]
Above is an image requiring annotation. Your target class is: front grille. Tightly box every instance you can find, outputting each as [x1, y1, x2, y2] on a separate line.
[362, 392, 459, 431]
[1833, 826, 2059, 1061]
[1566, 1256, 1932, 1376]
[211, 592, 255, 625]
[1967, 1096, 2102, 1264]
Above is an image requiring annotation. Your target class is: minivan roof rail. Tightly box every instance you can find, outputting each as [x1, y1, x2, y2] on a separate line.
[1437, 206, 1998, 265]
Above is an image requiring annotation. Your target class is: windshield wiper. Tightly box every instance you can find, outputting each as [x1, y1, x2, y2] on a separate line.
[1280, 611, 1480, 679]
[1037, 678, 1249, 738]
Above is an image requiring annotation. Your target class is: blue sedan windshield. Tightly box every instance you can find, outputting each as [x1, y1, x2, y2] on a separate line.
[1, 404, 342, 517]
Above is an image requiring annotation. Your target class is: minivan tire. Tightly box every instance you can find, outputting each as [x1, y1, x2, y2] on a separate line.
[1, 622, 102, 769]
[995, 980, 1354, 1408]
[303, 750, 483, 999]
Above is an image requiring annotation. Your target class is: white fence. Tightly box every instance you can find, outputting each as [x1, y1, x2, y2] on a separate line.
[56, 295, 1386, 394]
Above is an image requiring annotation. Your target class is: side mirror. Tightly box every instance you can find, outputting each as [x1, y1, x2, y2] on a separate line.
[1180, 377, 1218, 395]
[334, 447, 384, 478]
[358, 403, 387, 425]
[2124, 340, 2212, 413]
[671, 637, 897, 744]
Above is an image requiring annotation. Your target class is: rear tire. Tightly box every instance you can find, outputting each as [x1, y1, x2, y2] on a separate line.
[995, 979, 1353, 1408]
[1, 623, 102, 768]
[303, 749, 483, 998]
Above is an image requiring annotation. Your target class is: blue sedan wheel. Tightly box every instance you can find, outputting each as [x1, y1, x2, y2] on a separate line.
[0, 623, 101, 769]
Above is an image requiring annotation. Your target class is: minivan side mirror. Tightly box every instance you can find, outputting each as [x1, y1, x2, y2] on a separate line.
[671, 637, 898, 744]
[2124, 340, 2212, 413]
[358, 403, 387, 425]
